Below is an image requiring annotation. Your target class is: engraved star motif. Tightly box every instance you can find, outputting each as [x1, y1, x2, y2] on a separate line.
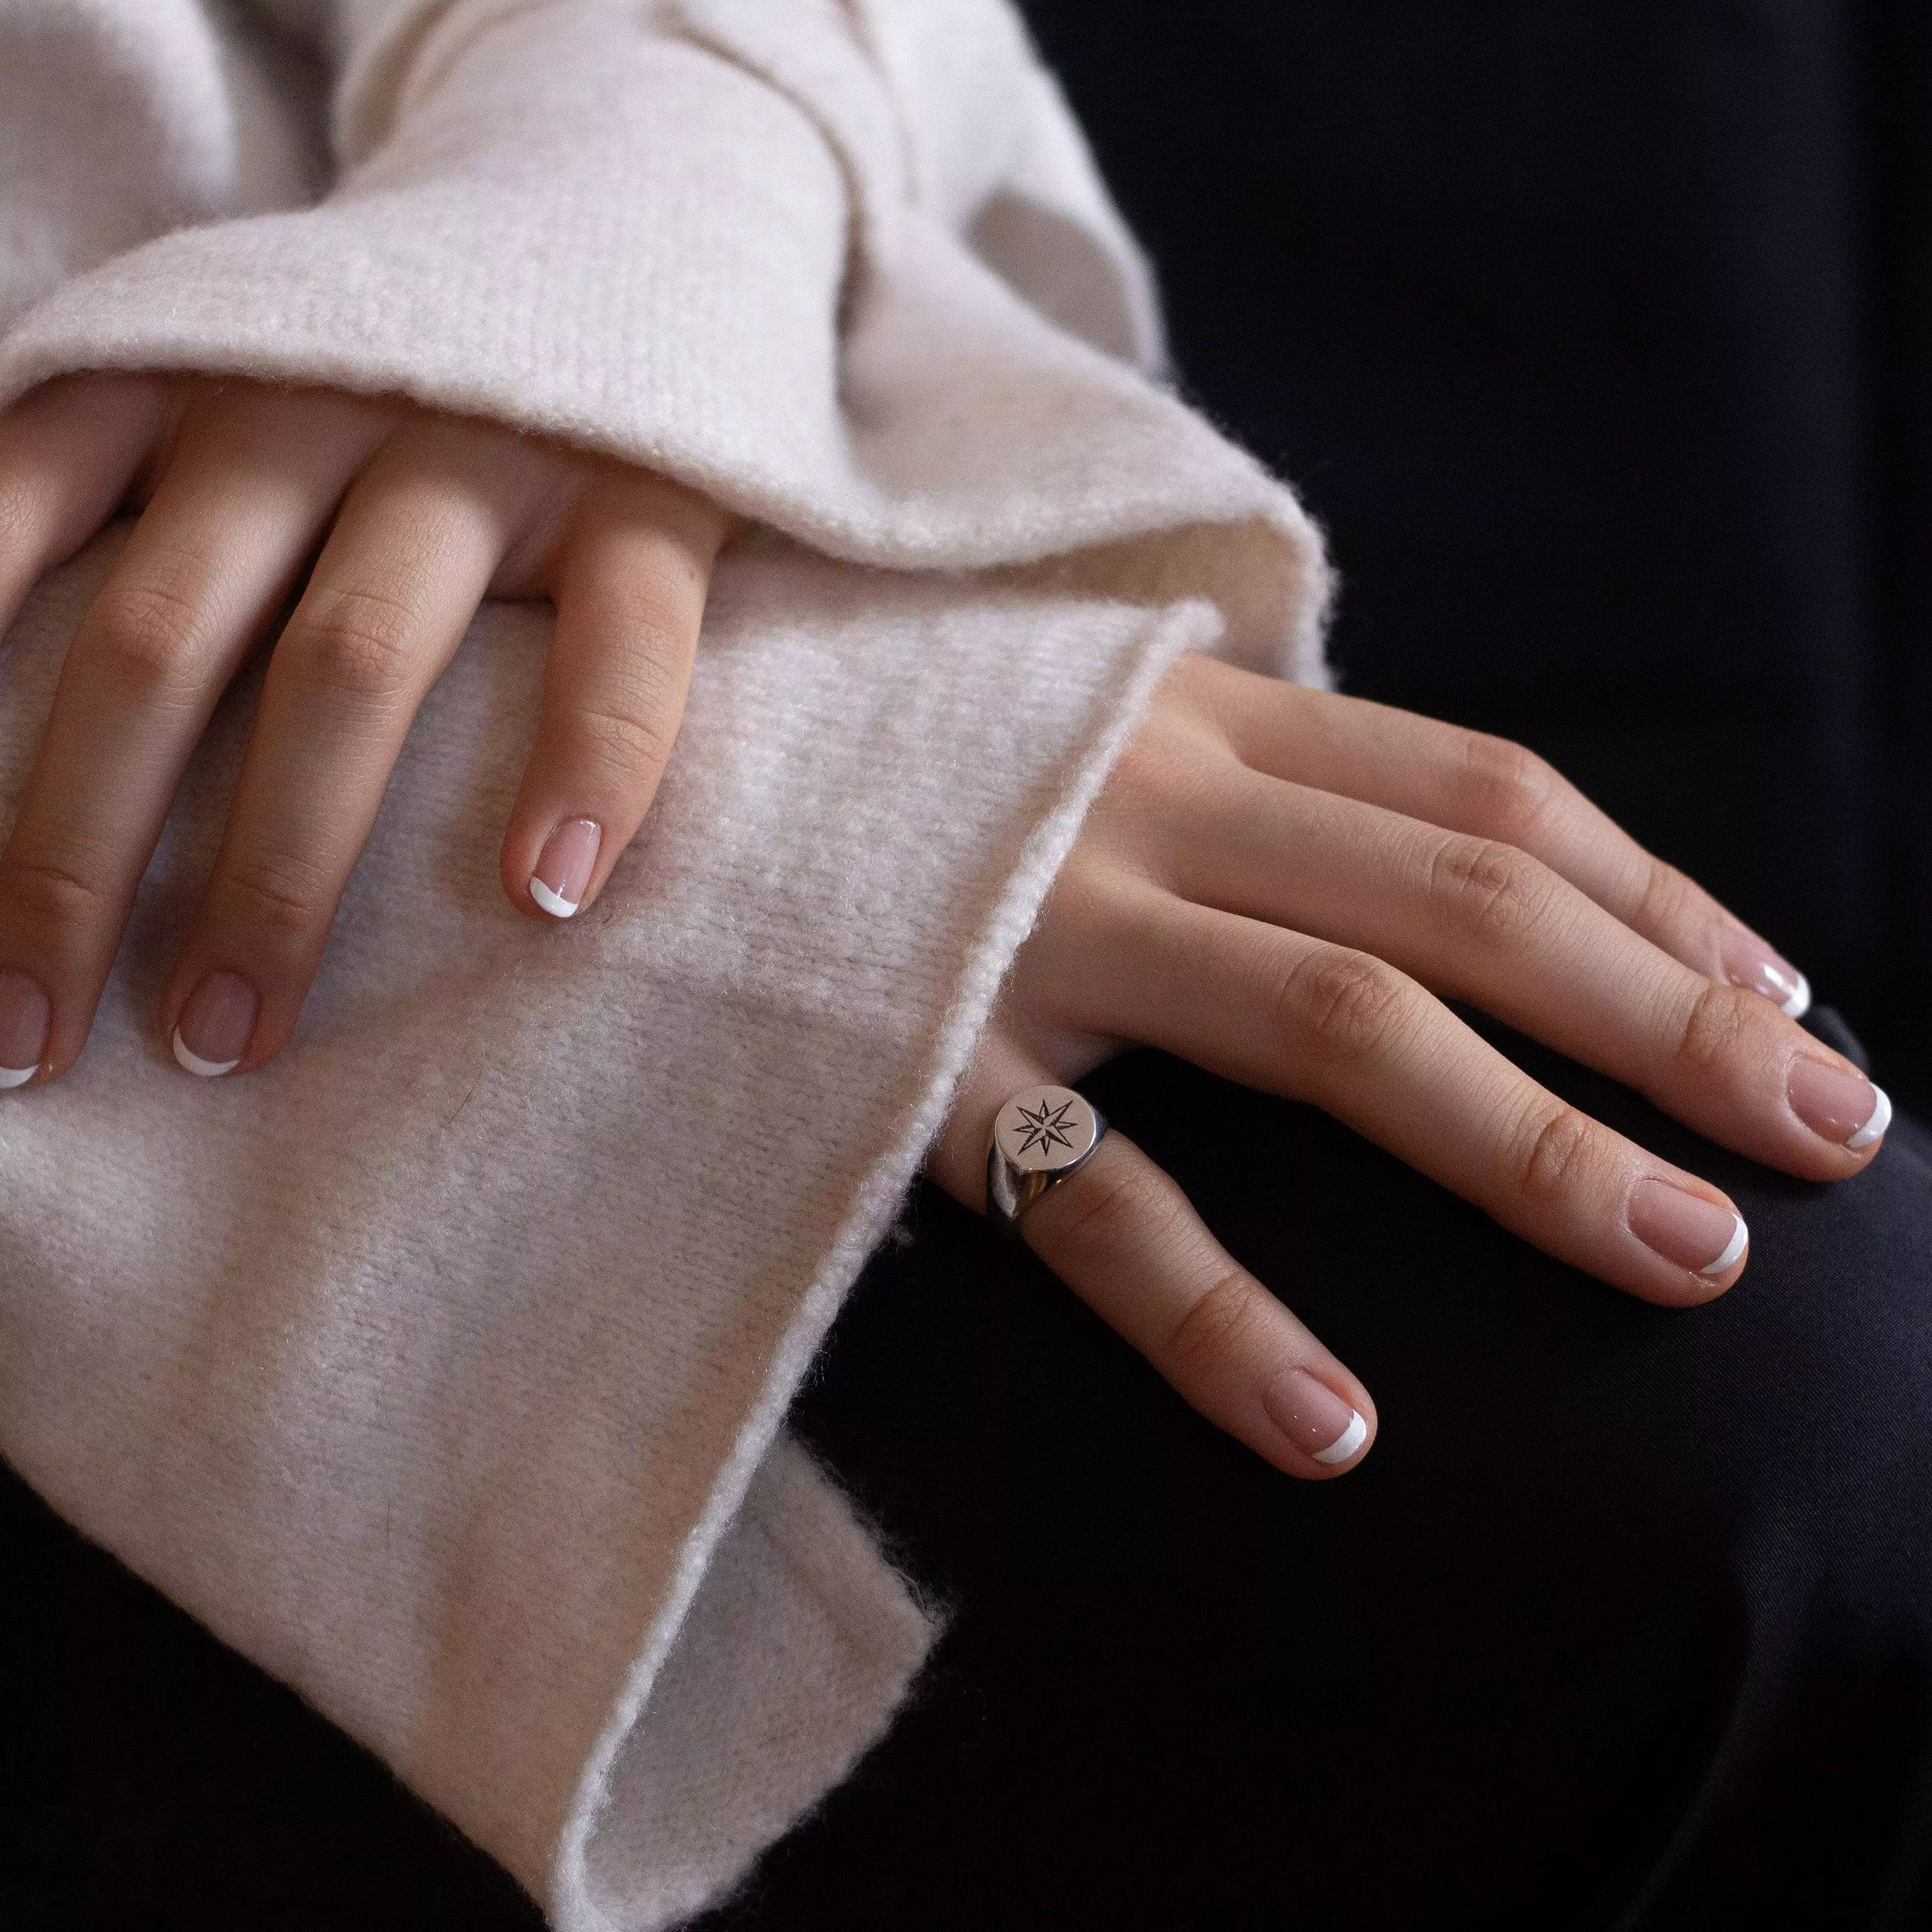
[1012, 1095, 1080, 1160]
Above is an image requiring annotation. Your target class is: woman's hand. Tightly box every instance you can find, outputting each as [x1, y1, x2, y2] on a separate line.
[929, 653, 1889, 1479]
[0, 373, 730, 1083]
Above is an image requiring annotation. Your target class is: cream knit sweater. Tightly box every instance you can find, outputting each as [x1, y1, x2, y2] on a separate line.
[0, 2, 1328, 1924]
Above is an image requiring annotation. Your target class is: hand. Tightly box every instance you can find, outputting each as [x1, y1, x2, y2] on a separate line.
[928, 654, 1890, 1479]
[0, 373, 731, 1084]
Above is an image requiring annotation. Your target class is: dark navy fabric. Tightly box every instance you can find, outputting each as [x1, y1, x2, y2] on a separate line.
[737, 1027, 1932, 1931]
[11, 1033, 1931, 1929]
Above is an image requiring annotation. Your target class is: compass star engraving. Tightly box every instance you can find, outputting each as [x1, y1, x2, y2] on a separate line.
[1011, 1095, 1081, 1160]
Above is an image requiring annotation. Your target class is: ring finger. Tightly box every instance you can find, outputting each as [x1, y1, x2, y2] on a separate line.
[1166, 768, 1884, 1179]
[1045, 880, 1754, 1305]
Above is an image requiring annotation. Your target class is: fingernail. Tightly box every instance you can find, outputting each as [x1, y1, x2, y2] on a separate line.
[531, 818, 601, 920]
[1629, 1177, 1747, 1276]
[172, 971, 257, 1077]
[1788, 1059, 1890, 1150]
[0, 969, 50, 1087]
[1263, 1368, 1367, 1466]
[1721, 936, 1809, 1018]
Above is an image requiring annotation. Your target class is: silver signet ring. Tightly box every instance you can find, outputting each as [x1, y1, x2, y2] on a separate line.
[986, 1083, 1108, 1239]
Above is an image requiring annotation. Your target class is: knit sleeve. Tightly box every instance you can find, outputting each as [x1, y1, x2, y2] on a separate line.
[0, 0, 321, 329]
[0, 0, 1327, 676]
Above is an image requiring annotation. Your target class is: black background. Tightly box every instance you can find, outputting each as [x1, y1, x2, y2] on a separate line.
[1023, 0, 1932, 1104]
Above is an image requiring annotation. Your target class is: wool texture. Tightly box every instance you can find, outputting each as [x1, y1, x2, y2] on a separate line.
[0, 2, 1329, 1924]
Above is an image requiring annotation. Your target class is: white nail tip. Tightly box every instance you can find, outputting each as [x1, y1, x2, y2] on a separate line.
[1312, 1409, 1367, 1465]
[0, 1063, 33, 1089]
[1847, 1084, 1891, 1151]
[1699, 1214, 1749, 1276]
[530, 877, 580, 919]
[172, 1029, 239, 1079]
[1781, 972, 1812, 1020]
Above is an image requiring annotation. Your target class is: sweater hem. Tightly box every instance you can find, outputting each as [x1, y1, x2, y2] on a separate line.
[547, 594, 1223, 1932]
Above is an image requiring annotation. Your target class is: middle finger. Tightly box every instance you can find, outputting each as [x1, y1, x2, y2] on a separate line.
[1052, 882, 1748, 1307]
[1202, 667, 1809, 1012]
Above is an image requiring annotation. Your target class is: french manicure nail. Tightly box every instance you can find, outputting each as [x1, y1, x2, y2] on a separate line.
[1264, 1367, 1367, 1465]
[172, 971, 258, 1077]
[1721, 936, 1810, 1018]
[1850, 1086, 1893, 1150]
[1788, 1059, 1889, 1150]
[0, 969, 49, 1088]
[1629, 1177, 1747, 1276]
[531, 818, 601, 920]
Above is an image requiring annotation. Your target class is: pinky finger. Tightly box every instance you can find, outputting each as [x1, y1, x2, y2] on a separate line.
[502, 477, 730, 920]
[1021, 1126, 1376, 1479]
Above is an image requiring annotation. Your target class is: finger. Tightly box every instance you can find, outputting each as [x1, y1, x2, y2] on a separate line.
[159, 415, 542, 1075]
[1165, 766, 1886, 1178]
[0, 374, 175, 636]
[1186, 658, 1810, 1014]
[1037, 882, 1754, 1307]
[501, 471, 728, 920]
[929, 1043, 1374, 1479]
[0, 384, 395, 1083]
[1028, 1133, 1375, 1477]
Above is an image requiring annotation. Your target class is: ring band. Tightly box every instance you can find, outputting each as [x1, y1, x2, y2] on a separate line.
[987, 1083, 1108, 1239]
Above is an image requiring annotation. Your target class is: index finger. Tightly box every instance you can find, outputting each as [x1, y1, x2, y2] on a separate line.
[1195, 664, 1812, 1014]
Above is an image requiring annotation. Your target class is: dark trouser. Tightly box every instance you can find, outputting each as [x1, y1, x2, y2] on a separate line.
[12, 1018, 1932, 1929]
[721, 1020, 1932, 1930]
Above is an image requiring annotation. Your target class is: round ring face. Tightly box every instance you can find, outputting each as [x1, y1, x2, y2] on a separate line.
[992, 1083, 1102, 1175]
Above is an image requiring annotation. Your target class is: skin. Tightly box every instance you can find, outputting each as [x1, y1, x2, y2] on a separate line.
[924, 653, 1888, 1480]
[0, 374, 1888, 1482]
[0, 373, 732, 1073]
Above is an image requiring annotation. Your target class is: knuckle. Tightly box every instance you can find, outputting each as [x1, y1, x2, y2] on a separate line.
[1037, 1152, 1177, 1265]
[620, 555, 708, 629]
[0, 473, 39, 557]
[1277, 947, 1414, 1068]
[1427, 835, 1553, 947]
[1165, 649, 1229, 706]
[0, 851, 113, 926]
[569, 649, 683, 782]
[1511, 1102, 1600, 1204]
[576, 705, 674, 786]
[289, 587, 421, 703]
[1099, 730, 1224, 853]
[1456, 732, 1561, 843]
[1634, 856, 1699, 934]
[1673, 977, 1761, 1082]
[79, 578, 214, 703]
[218, 851, 331, 939]
[1160, 1270, 1269, 1385]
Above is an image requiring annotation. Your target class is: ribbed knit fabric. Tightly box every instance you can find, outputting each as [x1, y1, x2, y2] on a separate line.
[0, 3, 1328, 1924]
